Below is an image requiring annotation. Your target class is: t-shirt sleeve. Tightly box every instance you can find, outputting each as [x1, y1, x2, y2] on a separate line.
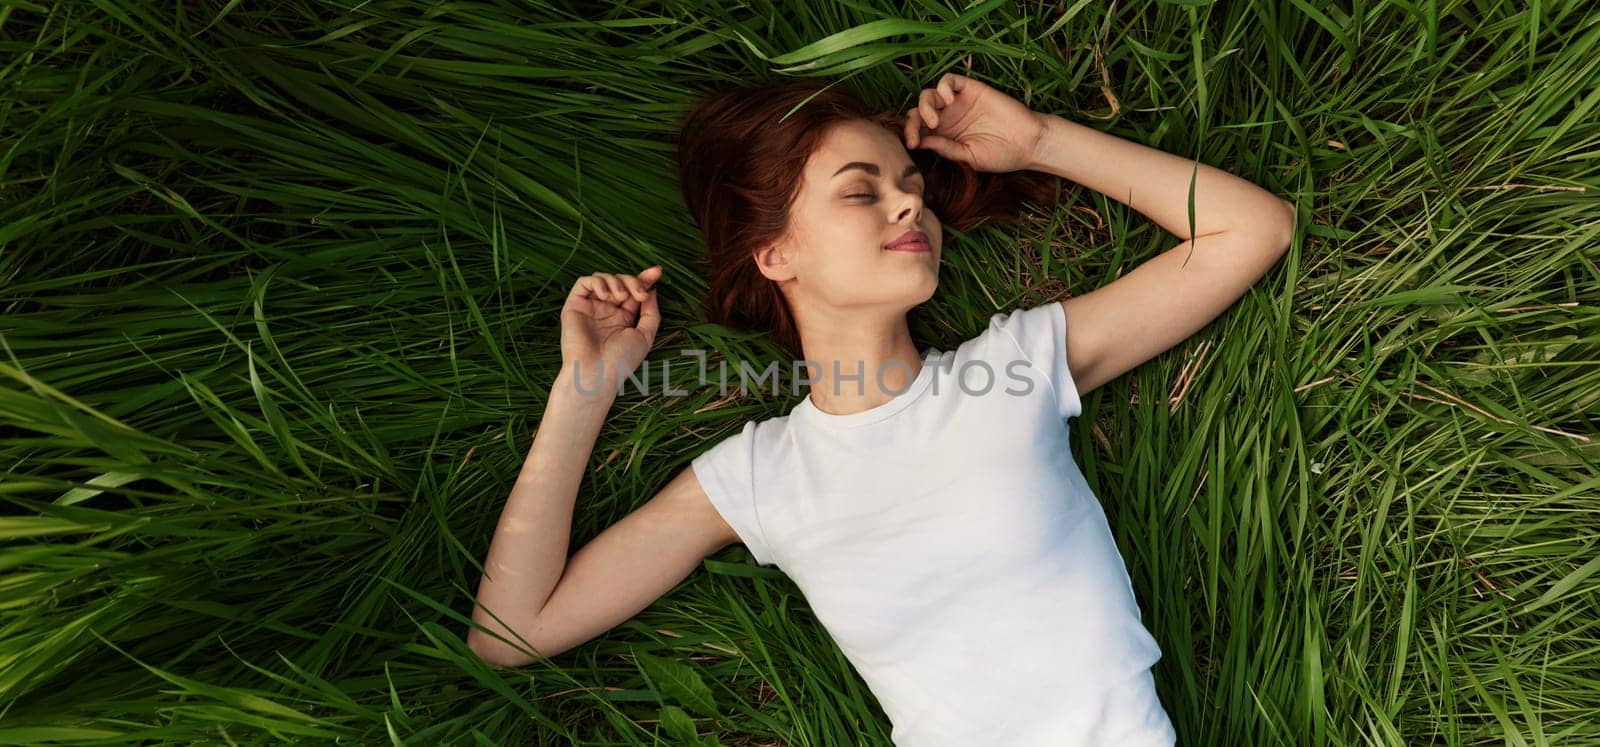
[989, 302, 1084, 421]
[690, 421, 778, 566]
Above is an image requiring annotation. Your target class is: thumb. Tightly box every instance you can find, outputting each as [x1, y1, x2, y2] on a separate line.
[916, 134, 966, 163]
[635, 287, 661, 340]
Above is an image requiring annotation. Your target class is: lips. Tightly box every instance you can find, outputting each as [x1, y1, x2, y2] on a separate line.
[885, 229, 931, 252]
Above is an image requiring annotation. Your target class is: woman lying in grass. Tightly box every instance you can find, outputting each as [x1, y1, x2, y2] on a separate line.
[466, 72, 1295, 745]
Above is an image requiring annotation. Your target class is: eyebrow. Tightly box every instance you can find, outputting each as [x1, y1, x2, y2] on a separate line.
[831, 162, 924, 180]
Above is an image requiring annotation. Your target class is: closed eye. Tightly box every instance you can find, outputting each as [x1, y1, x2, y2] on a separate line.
[846, 187, 922, 202]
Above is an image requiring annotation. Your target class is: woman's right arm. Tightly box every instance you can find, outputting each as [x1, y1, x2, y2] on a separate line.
[466, 264, 740, 667]
[465, 366, 739, 667]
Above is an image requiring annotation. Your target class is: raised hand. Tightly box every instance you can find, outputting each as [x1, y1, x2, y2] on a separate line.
[902, 72, 1048, 174]
[560, 265, 663, 390]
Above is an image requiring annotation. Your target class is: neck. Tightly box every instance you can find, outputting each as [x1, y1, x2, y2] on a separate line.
[795, 308, 923, 417]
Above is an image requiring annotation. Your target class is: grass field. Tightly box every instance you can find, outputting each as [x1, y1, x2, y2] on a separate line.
[3, 1, 1598, 744]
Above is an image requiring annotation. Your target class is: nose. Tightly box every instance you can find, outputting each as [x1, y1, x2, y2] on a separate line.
[895, 189, 923, 225]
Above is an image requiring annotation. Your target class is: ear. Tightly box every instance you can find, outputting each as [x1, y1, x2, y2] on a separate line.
[753, 240, 797, 283]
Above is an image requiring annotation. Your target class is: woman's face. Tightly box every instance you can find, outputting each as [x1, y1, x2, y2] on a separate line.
[759, 119, 942, 314]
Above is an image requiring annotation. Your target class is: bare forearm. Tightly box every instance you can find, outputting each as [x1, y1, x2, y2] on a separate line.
[1026, 113, 1293, 241]
[469, 366, 615, 655]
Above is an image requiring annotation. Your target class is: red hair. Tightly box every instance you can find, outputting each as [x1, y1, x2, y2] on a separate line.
[672, 76, 1066, 360]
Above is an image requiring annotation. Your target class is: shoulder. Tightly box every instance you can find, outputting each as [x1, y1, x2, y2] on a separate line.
[987, 302, 1065, 343]
[693, 412, 796, 465]
[953, 301, 1065, 364]
[956, 302, 1081, 420]
[689, 413, 794, 567]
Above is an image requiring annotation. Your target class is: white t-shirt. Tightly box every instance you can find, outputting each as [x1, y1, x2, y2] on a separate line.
[692, 302, 1176, 746]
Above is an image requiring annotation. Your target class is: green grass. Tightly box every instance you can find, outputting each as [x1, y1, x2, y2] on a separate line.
[2, 0, 1597, 744]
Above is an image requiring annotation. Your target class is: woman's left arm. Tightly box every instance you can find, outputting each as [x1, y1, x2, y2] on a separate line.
[1023, 112, 1297, 398]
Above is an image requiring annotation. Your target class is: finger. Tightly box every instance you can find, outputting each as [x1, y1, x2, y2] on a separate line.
[918, 133, 962, 161]
[582, 274, 605, 302]
[597, 273, 625, 302]
[944, 72, 967, 94]
[636, 288, 661, 339]
[904, 107, 924, 148]
[569, 275, 594, 301]
[638, 264, 663, 286]
[610, 274, 630, 300]
[919, 89, 940, 129]
[604, 274, 627, 303]
[620, 274, 648, 302]
[938, 75, 956, 107]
